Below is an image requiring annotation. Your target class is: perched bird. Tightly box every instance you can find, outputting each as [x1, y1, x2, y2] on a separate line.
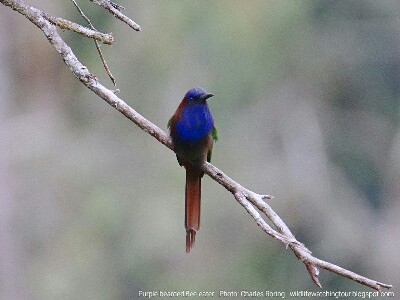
[168, 87, 217, 253]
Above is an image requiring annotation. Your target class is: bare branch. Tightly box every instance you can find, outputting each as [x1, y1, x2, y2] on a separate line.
[94, 40, 116, 85]
[0, 0, 393, 292]
[308, 255, 393, 291]
[71, 0, 97, 30]
[90, 0, 141, 31]
[204, 162, 392, 291]
[305, 262, 322, 288]
[0, 0, 114, 45]
[71, 0, 116, 85]
[107, 1, 124, 11]
[44, 12, 114, 45]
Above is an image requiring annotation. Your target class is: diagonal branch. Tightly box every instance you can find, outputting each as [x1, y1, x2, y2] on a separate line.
[0, 0, 113, 45]
[90, 0, 142, 31]
[0, 0, 393, 292]
[43, 12, 114, 44]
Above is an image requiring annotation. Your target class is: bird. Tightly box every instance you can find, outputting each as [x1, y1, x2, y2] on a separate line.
[168, 87, 217, 253]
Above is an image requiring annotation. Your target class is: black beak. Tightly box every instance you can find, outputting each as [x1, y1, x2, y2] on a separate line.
[201, 93, 214, 100]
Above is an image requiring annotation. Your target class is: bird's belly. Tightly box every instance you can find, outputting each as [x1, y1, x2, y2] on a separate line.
[173, 134, 213, 165]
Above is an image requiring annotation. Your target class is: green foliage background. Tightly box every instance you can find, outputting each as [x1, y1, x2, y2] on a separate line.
[0, 1, 399, 299]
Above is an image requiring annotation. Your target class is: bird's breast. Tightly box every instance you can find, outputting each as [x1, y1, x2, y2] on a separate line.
[174, 104, 213, 142]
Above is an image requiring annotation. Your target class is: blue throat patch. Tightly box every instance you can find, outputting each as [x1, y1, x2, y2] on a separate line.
[175, 102, 213, 142]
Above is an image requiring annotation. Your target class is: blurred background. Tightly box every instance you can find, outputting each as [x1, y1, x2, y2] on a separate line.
[0, 1, 399, 299]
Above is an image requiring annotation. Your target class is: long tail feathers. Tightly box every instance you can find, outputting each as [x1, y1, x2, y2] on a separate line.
[185, 166, 201, 253]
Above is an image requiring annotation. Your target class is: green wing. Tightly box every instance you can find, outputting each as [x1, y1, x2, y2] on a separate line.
[167, 116, 172, 128]
[211, 126, 218, 142]
[207, 126, 218, 162]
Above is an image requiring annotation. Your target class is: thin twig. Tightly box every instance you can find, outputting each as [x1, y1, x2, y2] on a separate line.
[108, 1, 124, 11]
[71, 0, 96, 28]
[0, 0, 393, 292]
[94, 41, 115, 85]
[90, 0, 141, 31]
[71, 0, 115, 85]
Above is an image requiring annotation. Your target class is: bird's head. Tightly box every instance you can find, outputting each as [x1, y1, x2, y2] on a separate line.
[184, 87, 214, 103]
